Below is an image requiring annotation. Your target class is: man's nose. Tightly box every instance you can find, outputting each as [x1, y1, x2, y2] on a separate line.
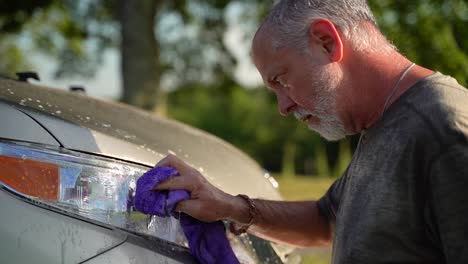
[277, 93, 296, 116]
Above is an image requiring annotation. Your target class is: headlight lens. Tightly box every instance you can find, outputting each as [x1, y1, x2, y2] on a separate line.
[0, 140, 187, 246]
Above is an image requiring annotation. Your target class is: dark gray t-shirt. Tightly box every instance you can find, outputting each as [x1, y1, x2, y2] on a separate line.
[318, 73, 468, 264]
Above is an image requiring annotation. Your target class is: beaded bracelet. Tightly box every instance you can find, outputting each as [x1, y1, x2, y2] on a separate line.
[229, 194, 258, 235]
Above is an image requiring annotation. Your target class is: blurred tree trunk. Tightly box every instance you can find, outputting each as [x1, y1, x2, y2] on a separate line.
[119, 0, 163, 111]
[281, 140, 296, 178]
[315, 141, 331, 177]
[332, 139, 352, 177]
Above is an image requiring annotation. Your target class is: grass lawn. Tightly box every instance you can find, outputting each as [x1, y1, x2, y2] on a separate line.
[274, 175, 335, 201]
[273, 175, 336, 264]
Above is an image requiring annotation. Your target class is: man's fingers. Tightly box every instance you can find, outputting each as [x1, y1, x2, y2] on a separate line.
[175, 200, 190, 213]
[156, 154, 193, 175]
[154, 176, 194, 191]
[175, 200, 203, 219]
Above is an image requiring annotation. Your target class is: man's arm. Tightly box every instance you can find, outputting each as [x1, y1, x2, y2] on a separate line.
[154, 154, 332, 248]
[429, 144, 468, 262]
[229, 197, 332, 247]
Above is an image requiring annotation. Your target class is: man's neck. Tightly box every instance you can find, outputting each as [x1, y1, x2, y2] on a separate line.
[339, 51, 434, 135]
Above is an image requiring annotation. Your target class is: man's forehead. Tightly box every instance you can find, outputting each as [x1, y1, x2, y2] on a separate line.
[251, 30, 277, 68]
[253, 34, 290, 75]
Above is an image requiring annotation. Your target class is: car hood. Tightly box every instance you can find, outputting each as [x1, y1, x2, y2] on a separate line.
[0, 79, 281, 200]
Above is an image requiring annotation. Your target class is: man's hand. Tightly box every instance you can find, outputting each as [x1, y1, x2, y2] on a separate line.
[154, 154, 237, 223]
[155, 154, 332, 247]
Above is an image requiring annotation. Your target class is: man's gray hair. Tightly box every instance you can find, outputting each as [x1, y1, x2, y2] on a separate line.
[263, 0, 394, 52]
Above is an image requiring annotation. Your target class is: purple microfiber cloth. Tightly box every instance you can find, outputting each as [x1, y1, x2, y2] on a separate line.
[134, 166, 240, 264]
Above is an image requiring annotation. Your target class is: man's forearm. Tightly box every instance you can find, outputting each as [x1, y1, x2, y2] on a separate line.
[227, 197, 332, 247]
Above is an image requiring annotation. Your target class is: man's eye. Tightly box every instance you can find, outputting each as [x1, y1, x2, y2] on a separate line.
[273, 76, 286, 87]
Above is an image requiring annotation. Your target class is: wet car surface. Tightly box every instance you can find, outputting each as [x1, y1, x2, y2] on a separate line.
[0, 77, 300, 263]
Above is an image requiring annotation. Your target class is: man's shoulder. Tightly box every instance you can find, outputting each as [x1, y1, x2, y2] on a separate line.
[406, 72, 467, 113]
[400, 73, 468, 146]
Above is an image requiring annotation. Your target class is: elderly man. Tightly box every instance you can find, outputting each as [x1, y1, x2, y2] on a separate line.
[156, 0, 468, 263]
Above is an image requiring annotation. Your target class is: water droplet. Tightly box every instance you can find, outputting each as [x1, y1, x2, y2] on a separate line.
[38, 105, 44, 109]
[27, 98, 32, 101]
[36, 99, 41, 103]
[102, 124, 111, 128]
[124, 135, 136, 140]
[268, 177, 279, 188]
[85, 116, 90, 120]
[55, 110, 62, 114]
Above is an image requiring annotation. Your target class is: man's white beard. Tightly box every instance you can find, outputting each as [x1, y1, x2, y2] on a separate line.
[293, 64, 346, 141]
[294, 101, 346, 141]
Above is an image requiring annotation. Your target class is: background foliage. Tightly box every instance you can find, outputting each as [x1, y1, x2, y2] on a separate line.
[1, 0, 466, 178]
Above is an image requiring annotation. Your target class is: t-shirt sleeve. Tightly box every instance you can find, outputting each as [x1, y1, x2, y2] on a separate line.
[429, 143, 468, 263]
[317, 170, 348, 223]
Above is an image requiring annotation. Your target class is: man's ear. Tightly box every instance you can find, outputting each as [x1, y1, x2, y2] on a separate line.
[308, 19, 344, 62]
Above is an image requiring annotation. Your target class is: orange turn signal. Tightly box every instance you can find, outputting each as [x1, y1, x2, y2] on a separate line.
[0, 156, 59, 200]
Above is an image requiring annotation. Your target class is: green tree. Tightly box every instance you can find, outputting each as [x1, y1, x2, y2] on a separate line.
[369, 0, 468, 86]
[167, 76, 343, 176]
[0, 1, 54, 74]
[0, 0, 265, 110]
[2, 1, 466, 177]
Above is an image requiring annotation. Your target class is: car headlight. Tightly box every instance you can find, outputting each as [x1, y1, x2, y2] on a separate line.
[0, 140, 188, 246]
[0, 140, 283, 263]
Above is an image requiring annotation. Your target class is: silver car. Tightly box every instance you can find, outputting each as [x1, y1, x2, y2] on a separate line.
[0, 76, 300, 263]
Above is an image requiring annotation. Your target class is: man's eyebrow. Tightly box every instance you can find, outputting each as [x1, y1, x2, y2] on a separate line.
[265, 75, 279, 91]
[269, 70, 286, 82]
[267, 75, 276, 85]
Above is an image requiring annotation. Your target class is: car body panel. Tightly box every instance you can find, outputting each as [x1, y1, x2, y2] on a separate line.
[82, 240, 195, 264]
[82, 242, 185, 264]
[0, 188, 127, 264]
[0, 101, 60, 146]
[0, 79, 281, 199]
[14, 107, 157, 167]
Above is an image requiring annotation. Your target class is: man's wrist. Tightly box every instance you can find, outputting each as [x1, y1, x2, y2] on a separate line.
[226, 194, 253, 224]
[229, 194, 258, 235]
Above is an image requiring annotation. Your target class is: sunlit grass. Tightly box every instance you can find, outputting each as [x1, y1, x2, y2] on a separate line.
[274, 175, 335, 201]
[301, 253, 332, 264]
[273, 175, 335, 264]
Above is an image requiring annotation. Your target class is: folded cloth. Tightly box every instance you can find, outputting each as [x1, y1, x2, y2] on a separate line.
[134, 166, 189, 216]
[134, 166, 240, 264]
